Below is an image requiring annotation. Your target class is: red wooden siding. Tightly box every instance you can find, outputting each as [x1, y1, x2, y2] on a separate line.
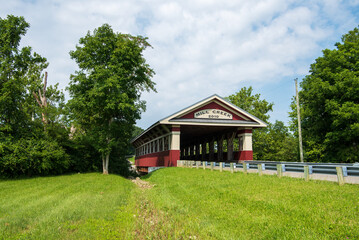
[135, 150, 180, 167]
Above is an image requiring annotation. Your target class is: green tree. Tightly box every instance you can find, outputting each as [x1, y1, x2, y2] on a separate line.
[227, 87, 298, 161]
[67, 24, 156, 174]
[0, 15, 70, 177]
[292, 26, 359, 163]
[0, 15, 48, 139]
[226, 87, 272, 160]
[255, 121, 298, 161]
[226, 86, 273, 122]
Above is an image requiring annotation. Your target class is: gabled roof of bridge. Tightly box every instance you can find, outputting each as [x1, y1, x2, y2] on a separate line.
[131, 94, 267, 144]
[158, 94, 267, 126]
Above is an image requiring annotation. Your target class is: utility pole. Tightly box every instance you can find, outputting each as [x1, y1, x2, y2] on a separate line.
[295, 78, 304, 163]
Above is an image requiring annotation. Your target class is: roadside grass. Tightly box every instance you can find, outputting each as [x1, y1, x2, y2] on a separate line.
[0, 173, 136, 239]
[143, 167, 359, 239]
[1, 169, 359, 239]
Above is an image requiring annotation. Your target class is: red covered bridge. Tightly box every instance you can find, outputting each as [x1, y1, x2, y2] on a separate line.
[131, 94, 267, 173]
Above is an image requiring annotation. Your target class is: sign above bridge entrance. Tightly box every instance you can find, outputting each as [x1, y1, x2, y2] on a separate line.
[194, 109, 233, 119]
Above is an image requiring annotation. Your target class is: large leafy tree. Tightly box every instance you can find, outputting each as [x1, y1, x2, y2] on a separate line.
[68, 24, 156, 174]
[294, 27, 359, 163]
[0, 15, 70, 177]
[0, 15, 48, 138]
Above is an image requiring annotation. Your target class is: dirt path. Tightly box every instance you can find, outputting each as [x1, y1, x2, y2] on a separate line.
[131, 177, 155, 189]
[131, 177, 198, 239]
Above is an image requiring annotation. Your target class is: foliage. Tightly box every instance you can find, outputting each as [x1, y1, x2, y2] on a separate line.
[0, 137, 70, 177]
[0, 15, 48, 138]
[227, 87, 298, 161]
[67, 24, 156, 174]
[0, 15, 72, 177]
[291, 26, 359, 162]
[226, 86, 273, 122]
[64, 134, 102, 173]
[254, 120, 298, 161]
[0, 16, 152, 177]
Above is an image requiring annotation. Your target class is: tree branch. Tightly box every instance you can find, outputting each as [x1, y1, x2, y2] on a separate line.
[33, 91, 42, 106]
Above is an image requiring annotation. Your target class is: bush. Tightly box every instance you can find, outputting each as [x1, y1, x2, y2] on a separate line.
[65, 136, 102, 173]
[0, 138, 70, 177]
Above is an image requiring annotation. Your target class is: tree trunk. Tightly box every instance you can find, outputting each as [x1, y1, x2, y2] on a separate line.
[102, 154, 108, 175]
[105, 153, 110, 174]
[102, 118, 113, 175]
[33, 72, 48, 129]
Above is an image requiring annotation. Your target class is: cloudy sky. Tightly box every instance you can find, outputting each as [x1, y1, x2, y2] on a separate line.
[1, 0, 359, 129]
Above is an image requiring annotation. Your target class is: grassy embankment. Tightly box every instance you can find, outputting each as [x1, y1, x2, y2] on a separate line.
[1, 168, 358, 239]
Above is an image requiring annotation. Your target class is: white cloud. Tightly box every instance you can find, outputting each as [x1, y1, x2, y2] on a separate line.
[1, 0, 358, 128]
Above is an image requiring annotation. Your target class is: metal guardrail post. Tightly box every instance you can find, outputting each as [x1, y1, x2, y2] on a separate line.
[230, 163, 234, 173]
[258, 164, 263, 176]
[210, 162, 214, 171]
[243, 162, 248, 174]
[220, 162, 223, 172]
[203, 161, 207, 170]
[336, 166, 345, 186]
[277, 164, 283, 178]
[304, 165, 311, 181]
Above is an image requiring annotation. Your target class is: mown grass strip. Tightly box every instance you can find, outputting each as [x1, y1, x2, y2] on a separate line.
[0, 173, 136, 239]
[1, 169, 358, 239]
[144, 167, 359, 239]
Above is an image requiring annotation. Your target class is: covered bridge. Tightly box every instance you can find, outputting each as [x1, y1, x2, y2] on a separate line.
[131, 94, 267, 173]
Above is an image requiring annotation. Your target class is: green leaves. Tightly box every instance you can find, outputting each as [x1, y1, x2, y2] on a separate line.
[0, 15, 48, 139]
[227, 87, 297, 161]
[68, 23, 156, 173]
[0, 138, 70, 177]
[293, 26, 359, 162]
[226, 86, 273, 123]
[253, 121, 298, 161]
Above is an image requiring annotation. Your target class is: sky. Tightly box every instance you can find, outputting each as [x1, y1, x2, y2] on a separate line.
[1, 0, 359, 130]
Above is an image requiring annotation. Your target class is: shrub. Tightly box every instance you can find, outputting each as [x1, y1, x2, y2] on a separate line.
[0, 138, 70, 177]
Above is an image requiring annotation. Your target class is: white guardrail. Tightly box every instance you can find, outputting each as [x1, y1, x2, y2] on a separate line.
[177, 160, 359, 185]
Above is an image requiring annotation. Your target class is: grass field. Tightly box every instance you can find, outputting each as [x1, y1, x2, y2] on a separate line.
[1, 168, 358, 239]
[143, 168, 359, 239]
[0, 173, 136, 239]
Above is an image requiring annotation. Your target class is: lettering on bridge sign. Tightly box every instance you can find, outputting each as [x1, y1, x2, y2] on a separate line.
[194, 109, 233, 119]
